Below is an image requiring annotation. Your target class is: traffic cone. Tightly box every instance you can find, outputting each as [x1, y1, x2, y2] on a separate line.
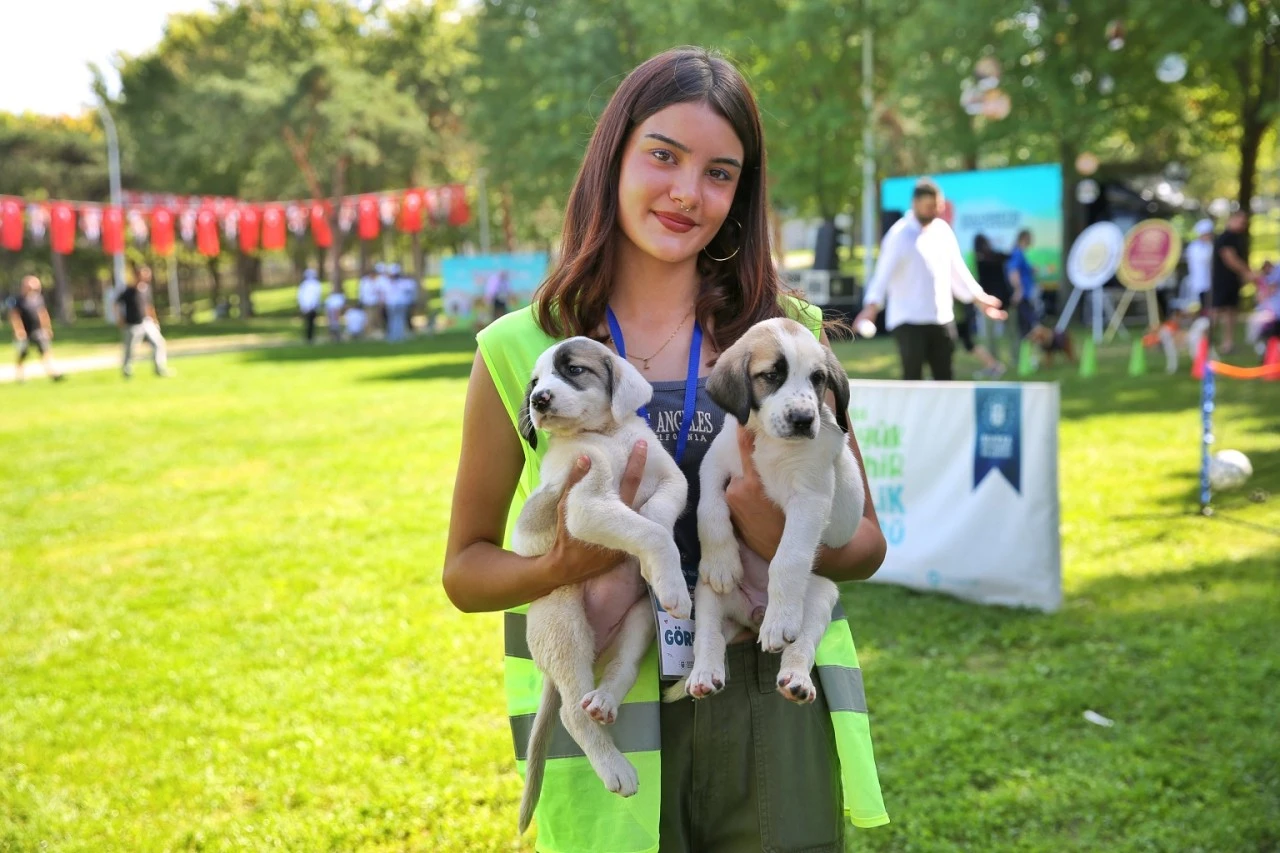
[1264, 337, 1280, 381]
[1191, 334, 1210, 380]
[1128, 338, 1147, 376]
[1017, 339, 1036, 377]
[1079, 337, 1097, 378]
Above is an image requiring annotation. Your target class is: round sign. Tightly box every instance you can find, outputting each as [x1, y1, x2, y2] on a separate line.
[1117, 220, 1182, 291]
[1076, 179, 1101, 204]
[1067, 221, 1125, 291]
[1075, 152, 1100, 176]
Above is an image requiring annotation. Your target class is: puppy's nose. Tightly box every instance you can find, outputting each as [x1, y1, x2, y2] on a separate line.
[788, 411, 815, 435]
[531, 389, 553, 412]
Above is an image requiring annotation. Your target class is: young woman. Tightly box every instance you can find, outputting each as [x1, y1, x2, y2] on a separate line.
[444, 47, 888, 852]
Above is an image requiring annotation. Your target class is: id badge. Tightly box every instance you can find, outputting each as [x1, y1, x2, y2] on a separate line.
[651, 586, 696, 681]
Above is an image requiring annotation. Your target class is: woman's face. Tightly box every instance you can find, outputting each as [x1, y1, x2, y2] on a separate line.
[615, 101, 745, 265]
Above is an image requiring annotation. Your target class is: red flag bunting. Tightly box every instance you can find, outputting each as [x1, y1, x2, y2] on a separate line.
[398, 189, 423, 233]
[1, 199, 24, 251]
[102, 206, 125, 255]
[357, 195, 380, 241]
[446, 184, 471, 227]
[310, 202, 333, 248]
[150, 208, 175, 256]
[196, 207, 220, 257]
[238, 205, 260, 253]
[51, 203, 76, 254]
[261, 205, 286, 251]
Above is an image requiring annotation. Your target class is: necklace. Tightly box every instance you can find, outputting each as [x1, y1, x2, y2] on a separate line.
[615, 307, 693, 371]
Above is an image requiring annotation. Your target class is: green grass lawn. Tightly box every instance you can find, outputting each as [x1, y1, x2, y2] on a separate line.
[2, 332, 1277, 852]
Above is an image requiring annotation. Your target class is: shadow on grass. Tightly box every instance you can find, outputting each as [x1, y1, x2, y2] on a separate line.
[844, 553, 1280, 851]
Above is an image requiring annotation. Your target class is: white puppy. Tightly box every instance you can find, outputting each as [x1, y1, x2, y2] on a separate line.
[511, 337, 690, 833]
[674, 318, 865, 704]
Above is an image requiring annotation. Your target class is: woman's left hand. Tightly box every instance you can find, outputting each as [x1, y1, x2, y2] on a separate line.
[725, 426, 786, 561]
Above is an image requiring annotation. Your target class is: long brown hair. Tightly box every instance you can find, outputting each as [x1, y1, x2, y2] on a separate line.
[534, 47, 790, 353]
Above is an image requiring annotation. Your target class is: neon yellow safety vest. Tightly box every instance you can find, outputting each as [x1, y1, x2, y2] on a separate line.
[476, 300, 889, 853]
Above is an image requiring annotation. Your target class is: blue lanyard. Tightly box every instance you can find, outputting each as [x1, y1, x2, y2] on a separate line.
[605, 305, 702, 464]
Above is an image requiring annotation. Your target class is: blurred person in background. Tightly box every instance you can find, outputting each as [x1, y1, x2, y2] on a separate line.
[8, 276, 65, 383]
[856, 178, 1006, 380]
[297, 268, 323, 344]
[324, 282, 347, 343]
[1007, 228, 1039, 337]
[117, 266, 170, 379]
[1212, 210, 1260, 354]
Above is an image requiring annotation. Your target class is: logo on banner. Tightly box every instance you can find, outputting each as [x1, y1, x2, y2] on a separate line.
[974, 387, 1021, 492]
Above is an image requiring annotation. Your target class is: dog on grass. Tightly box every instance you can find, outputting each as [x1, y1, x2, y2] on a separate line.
[667, 318, 865, 705]
[511, 337, 689, 832]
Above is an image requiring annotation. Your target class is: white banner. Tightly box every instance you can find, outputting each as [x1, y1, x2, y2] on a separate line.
[848, 379, 1062, 612]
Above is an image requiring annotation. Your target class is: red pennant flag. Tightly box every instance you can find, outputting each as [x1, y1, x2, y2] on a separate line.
[102, 206, 125, 255]
[1, 199, 24, 251]
[398, 189, 424, 233]
[310, 202, 333, 248]
[196, 207, 220, 257]
[150, 208, 175, 256]
[51, 203, 77, 255]
[238, 205, 261, 253]
[357, 195, 380, 241]
[447, 184, 471, 227]
[261, 204, 286, 251]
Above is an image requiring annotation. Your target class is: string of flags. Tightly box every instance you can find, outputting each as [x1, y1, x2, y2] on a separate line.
[0, 184, 470, 257]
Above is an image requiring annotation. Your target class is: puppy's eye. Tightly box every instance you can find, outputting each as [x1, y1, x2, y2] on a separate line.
[810, 371, 824, 385]
[567, 365, 586, 376]
[758, 371, 779, 382]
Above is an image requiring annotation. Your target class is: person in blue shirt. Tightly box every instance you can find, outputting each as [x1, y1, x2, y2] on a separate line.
[1007, 229, 1039, 337]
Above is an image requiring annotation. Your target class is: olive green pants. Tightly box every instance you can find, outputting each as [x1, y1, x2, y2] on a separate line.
[659, 641, 845, 853]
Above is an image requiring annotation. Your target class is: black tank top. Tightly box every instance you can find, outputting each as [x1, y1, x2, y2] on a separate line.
[645, 377, 727, 590]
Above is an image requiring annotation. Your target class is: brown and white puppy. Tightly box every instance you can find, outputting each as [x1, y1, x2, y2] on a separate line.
[511, 337, 689, 832]
[669, 317, 864, 704]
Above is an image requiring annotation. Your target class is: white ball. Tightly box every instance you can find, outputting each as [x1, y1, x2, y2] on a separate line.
[1209, 449, 1253, 491]
[855, 318, 877, 339]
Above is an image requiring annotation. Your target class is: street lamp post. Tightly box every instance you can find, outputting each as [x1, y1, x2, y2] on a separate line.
[96, 102, 126, 322]
[860, 3, 876, 293]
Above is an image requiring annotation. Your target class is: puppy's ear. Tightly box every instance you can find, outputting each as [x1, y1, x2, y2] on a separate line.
[518, 380, 538, 449]
[824, 347, 851, 433]
[707, 350, 754, 425]
[609, 353, 652, 424]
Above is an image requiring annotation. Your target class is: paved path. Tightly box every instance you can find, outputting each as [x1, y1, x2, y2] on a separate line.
[1, 333, 291, 384]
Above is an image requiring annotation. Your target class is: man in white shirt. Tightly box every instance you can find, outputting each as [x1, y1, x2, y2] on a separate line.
[855, 178, 1006, 380]
[384, 263, 413, 342]
[1181, 219, 1215, 313]
[297, 269, 323, 343]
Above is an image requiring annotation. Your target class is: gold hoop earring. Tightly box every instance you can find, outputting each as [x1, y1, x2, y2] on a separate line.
[703, 217, 742, 263]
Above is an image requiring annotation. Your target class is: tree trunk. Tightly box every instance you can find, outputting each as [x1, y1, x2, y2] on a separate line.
[208, 256, 223, 318]
[1237, 117, 1264, 225]
[236, 250, 254, 318]
[50, 250, 73, 323]
[330, 158, 347, 290]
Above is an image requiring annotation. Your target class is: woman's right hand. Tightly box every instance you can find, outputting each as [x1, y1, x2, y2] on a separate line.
[538, 440, 649, 587]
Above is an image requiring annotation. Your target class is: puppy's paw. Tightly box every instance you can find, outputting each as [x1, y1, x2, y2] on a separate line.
[700, 543, 743, 595]
[757, 604, 802, 653]
[581, 688, 619, 725]
[658, 583, 693, 621]
[593, 754, 639, 797]
[776, 667, 817, 704]
[687, 661, 726, 699]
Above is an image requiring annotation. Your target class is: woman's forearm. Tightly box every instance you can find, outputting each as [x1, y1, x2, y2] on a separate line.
[442, 542, 559, 613]
[815, 518, 887, 582]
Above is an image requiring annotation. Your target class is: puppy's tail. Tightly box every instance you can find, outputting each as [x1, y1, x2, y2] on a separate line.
[517, 677, 558, 834]
[662, 677, 690, 703]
